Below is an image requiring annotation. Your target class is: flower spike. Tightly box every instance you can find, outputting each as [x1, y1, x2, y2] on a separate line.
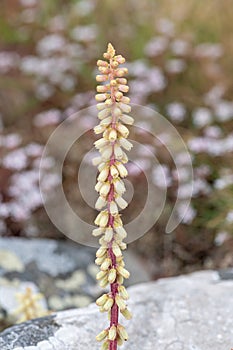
[93, 43, 133, 350]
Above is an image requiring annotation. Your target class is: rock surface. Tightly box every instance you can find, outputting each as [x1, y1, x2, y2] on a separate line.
[0, 237, 150, 319]
[0, 270, 232, 350]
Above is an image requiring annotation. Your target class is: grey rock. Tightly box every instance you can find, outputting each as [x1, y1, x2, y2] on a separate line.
[0, 270, 232, 350]
[218, 268, 233, 280]
[0, 316, 59, 349]
[0, 238, 98, 317]
[0, 237, 150, 318]
[0, 238, 95, 277]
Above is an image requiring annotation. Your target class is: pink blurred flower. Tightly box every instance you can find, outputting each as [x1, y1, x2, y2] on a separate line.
[33, 109, 62, 127]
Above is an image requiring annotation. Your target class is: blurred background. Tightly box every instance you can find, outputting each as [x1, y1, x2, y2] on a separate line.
[0, 0, 233, 322]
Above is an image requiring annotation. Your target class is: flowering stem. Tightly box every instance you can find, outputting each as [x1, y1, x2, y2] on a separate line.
[93, 43, 133, 350]
[108, 57, 120, 350]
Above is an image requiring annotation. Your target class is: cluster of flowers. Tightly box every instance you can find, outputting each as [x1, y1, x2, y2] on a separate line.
[92, 43, 133, 350]
[13, 287, 49, 323]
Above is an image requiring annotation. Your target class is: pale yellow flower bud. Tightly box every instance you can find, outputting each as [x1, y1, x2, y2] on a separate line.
[94, 212, 102, 226]
[96, 329, 108, 342]
[94, 125, 106, 135]
[119, 137, 133, 151]
[95, 93, 107, 102]
[119, 241, 127, 250]
[97, 60, 108, 67]
[113, 178, 126, 195]
[96, 75, 108, 82]
[96, 294, 108, 306]
[104, 227, 113, 242]
[114, 143, 123, 159]
[115, 196, 128, 209]
[115, 294, 126, 310]
[97, 102, 107, 110]
[98, 66, 110, 74]
[99, 236, 108, 247]
[95, 256, 106, 265]
[103, 52, 111, 60]
[101, 258, 112, 271]
[103, 296, 114, 311]
[116, 68, 128, 77]
[116, 123, 129, 138]
[105, 98, 113, 107]
[122, 261, 129, 268]
[110, 79, 117, 87]
[121, 152, 129, 164]
[119, 102, 131, 113]
[96, 85, 109, 93]
[115, 55, 125, 64]
[117, 324, 128, 341]
[95, 181, 103, 192]
[111, 60, 119, 68]
[94, 138, 109, 150]
[110, 165, 119, 178]
[108, 310, 111, 321]
[115, 162, 128, 178]
[96, 246, 107, 258]
[108, 129, 118, 142]
[98, 108, 111, 120]
[96, 270, 108, 280]
[92, 227, 104, 237]
[95, 196, 107, 210]
[114, 234, 125, 244]
[110, 201, 118, 216]
[114, 225, 127, 239]
[100, 116, 112, 127]
[115, 91, 123, 100]
[107, 42, 115, 57]
[117, 266, 130, 279]
[116, 255, 123, 262]
[99, 275, 109, 288]
[113, 214, 123, 226]
[121, 308, 132, 320]
[120, 96, 130, 104]
[99, 306, 106, 313]
[118, 84, 129, 93]
[101, 340, 109, 350]
[99, 182, 110, 197]
[117, 274, 124, 285]
[94, 210, 109, 227]
[118, 285, 129, 300]
[100, 214, 109, 227]
[98, 161, 107, 171]
[112, 241, 122, 257]
[117, 337, 124, 346]
[101, 146, 113, 161]
[113, 107, 122, 117]
[97, 166, 109, 182]
[116, 77, 127, 85]
[108, 325, 117, 341]
[108, 268, 117, 283]
[120, 114, 134, 125]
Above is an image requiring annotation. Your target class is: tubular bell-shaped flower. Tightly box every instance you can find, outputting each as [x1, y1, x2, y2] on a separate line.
[93, 43, 133, 350]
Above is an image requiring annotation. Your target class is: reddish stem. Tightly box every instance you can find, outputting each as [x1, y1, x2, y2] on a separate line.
[107, 207, 119, 350]
[107, 59, 119, 350]
[108, 221, 119, 350]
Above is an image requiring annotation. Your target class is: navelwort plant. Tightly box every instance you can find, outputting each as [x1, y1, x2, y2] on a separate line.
[93, 43, 133, 350]
[13, 287, 50, 323]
